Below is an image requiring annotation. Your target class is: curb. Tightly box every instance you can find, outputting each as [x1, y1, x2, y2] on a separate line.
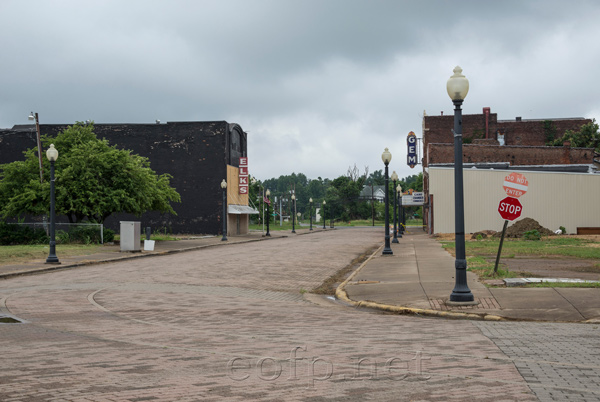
[0, 234, 289, 280]
[335, 245, 508, 322]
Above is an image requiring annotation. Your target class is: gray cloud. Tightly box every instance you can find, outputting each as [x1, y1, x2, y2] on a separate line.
[1, 0, 599, 180]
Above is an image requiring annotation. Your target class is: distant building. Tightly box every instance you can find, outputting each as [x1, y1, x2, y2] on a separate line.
[420, 108, 597, 234]
[359, 185, 386, 202]
[0, 121, 257, 235]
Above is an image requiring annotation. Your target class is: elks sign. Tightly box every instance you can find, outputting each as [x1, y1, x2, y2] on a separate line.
[239, 157, 248, 194]
[406, 131, 418, 168]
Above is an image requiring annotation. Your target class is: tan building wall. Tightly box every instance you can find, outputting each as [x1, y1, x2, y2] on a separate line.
[226, 165, 250, 236]
[428, 167, 600, 234]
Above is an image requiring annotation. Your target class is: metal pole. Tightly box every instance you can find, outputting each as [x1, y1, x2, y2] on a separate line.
[382, 163, 393, 255]
[222, 187, 228, 241]
[46, 160, 60, 264]
[398, 191, 403, 238]
[494, 220, 509, 274]
[265, 195, 271, 237]
[401, 197, 405, 234]
[450, 99, 474, 302]
[392, 179, 398, 243]
[310, 201, 313, 230]
[371, 184, 375, 226]
[262, 187, 265, 235]
[292, 199, 296, 233]
[34, 113, 44, 184]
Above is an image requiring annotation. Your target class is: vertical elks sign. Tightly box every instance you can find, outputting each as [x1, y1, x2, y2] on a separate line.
[239, 157, 248, 194]
[407, 131, 418, 168]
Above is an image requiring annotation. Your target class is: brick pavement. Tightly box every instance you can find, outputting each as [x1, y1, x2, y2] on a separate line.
[0, 228, 541, 401]
[476, 321, 600, 401]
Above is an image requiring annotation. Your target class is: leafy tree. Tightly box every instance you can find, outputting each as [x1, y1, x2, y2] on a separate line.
[0, 122, 181, 223]
[365, 169, 385, 185]
[546, 120, 600, 152]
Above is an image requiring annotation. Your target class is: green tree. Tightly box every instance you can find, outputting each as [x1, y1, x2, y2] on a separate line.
[546, 120, 600, 152]
[0, 122, 181, 223]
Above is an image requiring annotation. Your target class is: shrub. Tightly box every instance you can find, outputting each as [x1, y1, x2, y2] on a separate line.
[560, 226, 566, 234]
[0, 222, 48, 245]
[67, 226, 104, 244]
[103, 228, 115, 243]
[523, 229, 541, 241]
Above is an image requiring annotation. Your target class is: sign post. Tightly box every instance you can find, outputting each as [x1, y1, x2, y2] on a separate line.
[494, 174, 528, 273]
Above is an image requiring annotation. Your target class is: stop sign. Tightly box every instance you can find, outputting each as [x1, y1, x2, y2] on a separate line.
[498, 196, 523, 221]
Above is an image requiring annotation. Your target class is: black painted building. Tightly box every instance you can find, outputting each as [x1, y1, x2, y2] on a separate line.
[0, 121, 251, 234]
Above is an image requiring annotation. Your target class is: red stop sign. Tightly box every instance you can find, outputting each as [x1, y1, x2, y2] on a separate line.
[498, 196, 523, 221]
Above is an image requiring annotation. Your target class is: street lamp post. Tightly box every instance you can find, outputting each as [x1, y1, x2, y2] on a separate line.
[291, 194, 296, 233]
[221, 179, 228, 241]
[265, 189, 271, 237]
[28, 112, 44, 184]
[309, 198, 313, 230]
[45, 144, 60, 264]
[391, 171, 399, 243]
[397, 184, 403, 238]
[401, 189, 406, 235]
[322, 200, 326, 229]
[382, 148, 393, 255]
[447, 66, 474, 302]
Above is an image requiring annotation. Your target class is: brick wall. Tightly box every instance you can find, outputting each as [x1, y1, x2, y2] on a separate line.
[427, 143, 594, 166]
[423, 109, 591, 161]
[0, 121, 242, 234]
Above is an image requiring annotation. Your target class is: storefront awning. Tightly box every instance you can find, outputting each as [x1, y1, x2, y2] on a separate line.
[228, 205, 259, 215]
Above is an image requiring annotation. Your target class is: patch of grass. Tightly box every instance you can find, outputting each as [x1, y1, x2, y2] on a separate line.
[467, 256, 519, 279]
[442, 237, 600, 259]
[311, 245, 379, 295]
[0, 244, 104, 265]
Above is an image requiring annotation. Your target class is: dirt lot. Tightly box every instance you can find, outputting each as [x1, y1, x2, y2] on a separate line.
[497, 257, 600, 280]
[434, 233, 600, 280]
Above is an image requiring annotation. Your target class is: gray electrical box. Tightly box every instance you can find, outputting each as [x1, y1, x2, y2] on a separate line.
[120, 221, 141, 252]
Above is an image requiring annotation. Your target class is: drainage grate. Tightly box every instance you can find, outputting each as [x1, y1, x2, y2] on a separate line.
[429, 298, 500, 311]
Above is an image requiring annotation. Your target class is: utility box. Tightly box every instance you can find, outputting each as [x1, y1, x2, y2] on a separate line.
[120, 221, 141, 252]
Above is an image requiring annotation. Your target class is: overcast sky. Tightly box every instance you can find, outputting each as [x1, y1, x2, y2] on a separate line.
[1, 0, 599, 181]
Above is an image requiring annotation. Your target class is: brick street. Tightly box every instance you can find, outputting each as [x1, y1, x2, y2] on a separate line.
[1, 228, 599, 401]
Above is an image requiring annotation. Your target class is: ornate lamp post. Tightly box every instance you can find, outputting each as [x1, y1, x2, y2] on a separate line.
[330, 203, 334, 228]
[265, 189, 271, 237]
[447, 66, 474, 302]
[322, 200, 326, 229]
[391, 171, 399, 243]
[45, 144, 60, 264]
[382, 148, 393, 255]
[221, 179, 228, 241]
[291, 194, 296, 233]
[309, 198, 313, 230]
[397, 184, 403, 238]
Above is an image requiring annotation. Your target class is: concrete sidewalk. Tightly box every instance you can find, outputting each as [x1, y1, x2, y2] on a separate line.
[338, 227, 600, 323]
[0, 228, 311, 279]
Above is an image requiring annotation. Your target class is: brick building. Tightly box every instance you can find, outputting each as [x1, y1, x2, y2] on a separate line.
[0, 121, 256, 235]
[421, 108, 596, 233]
